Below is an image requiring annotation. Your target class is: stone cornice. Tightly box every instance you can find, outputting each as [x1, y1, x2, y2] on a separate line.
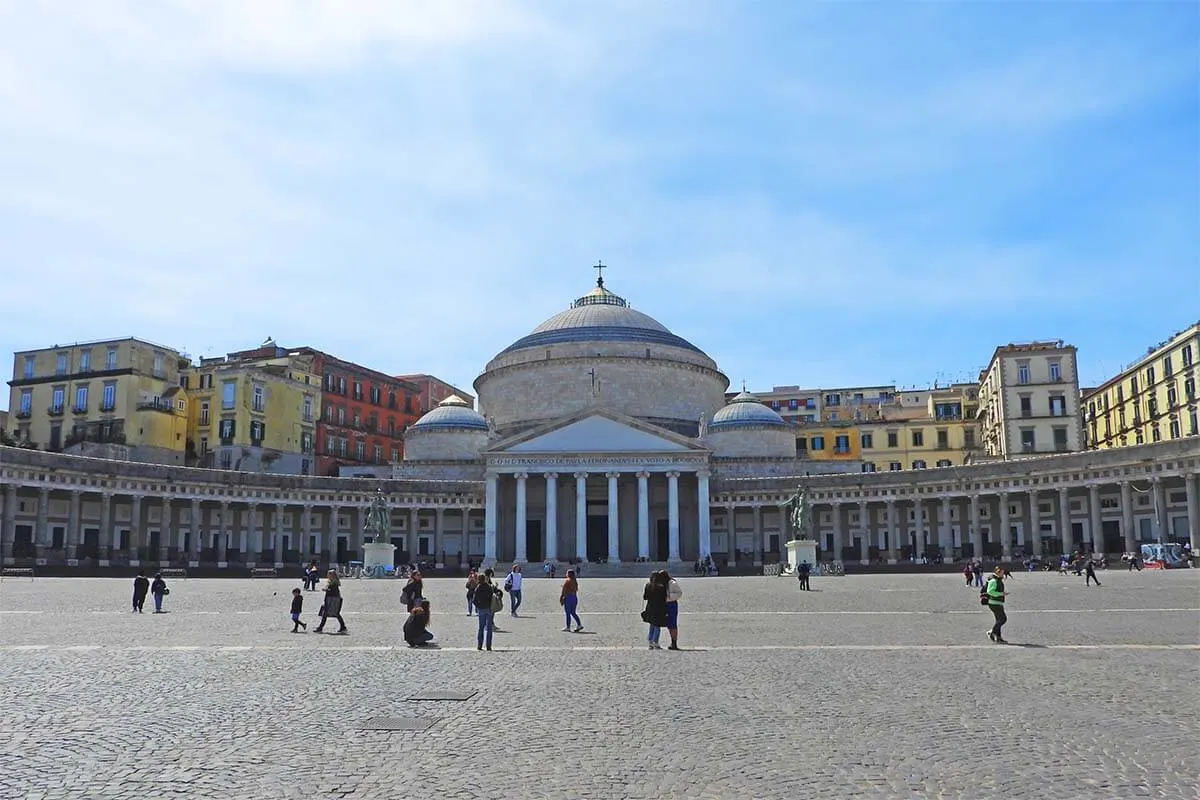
[487, 453, 709, 471]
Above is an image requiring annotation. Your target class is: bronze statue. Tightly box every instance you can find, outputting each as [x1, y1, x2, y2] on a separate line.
[781, 487, 811, 538]
[363, 489, 390, 543]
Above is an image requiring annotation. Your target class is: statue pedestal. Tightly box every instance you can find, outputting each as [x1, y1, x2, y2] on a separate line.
[785, 539, 817, 572]
[362, 542, 396, 577]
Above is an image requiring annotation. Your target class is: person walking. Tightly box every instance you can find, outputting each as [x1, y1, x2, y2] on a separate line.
[1084, 559, 1102, 587]
[472, 573, 501, 651]
[303, 560, 320, 591]
[797, 560, 812, 591]
[971, 561, 983, 588]
[560, 569, 582, 632]
[131, 571, 150, 613]
[664, 570, 683, 650]
[314, 569, 348, 634]
[465, 568, 479, 616]
[963, 562, 974, 586]
[150, 573, 168, 613]
[504, 564, 524, 616]
[289, 587, 307, 632]
[642, 571, 669, 649]
[404, 600, 434, 647]
[984, 566, 1009, 644]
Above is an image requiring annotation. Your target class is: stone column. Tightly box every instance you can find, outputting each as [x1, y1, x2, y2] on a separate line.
[666, 471, 681, 563]
[998, 491, 1011, 560]
[969, 494, 983, 559]
[190, 499, 202, 560]
[246, 502, 259, 564]
[484, 472, 499, 565]
[697, 470, 712, 559]
[779, 504, 790, 561]
[1152, 477, 1167, 543]
[857, 500, 869, 564]
[750, 504, 763, 566]
[940, 495, 952, 560]
[273, 503, 284, 565]
[605, 472, 620, 563]
[515, 472, 528, 564]
[35, 488, 49, 559]
[1186, 473, 1200, 552]
[159, 498, 171, 563]
[67, 490, 81, 560]
[1027, 492, 1042, 559]
[544, 473, 558, 563]
[831, 501, 844, 563]
[217, 501, 229, 563]
[635, 471, 649, 561]
[1120, 481, 1136, 553]
[434, 506, 445, 566]
[302, 503, 314, 560]
[886, 499, 899, 564]
[1087, 484, 1103, 555]
[129, 494, 144, 563]
[2, 485, 17, 562]
[574, 472, 588, 562]
[354, 506, 366, 559]
[1058, 487, 1072, 555]
[912, 499, 926, 561]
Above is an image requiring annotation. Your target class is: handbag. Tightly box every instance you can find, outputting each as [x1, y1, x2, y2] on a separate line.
[640, 609, 652, 624]
[162, 588, 170, 596]
[490, 592, 503, 614]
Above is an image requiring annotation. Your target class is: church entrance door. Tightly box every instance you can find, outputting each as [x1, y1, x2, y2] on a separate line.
[586, 516, 607, 561]
[655, 519, 669, 561]
[526, 520, 543, 563]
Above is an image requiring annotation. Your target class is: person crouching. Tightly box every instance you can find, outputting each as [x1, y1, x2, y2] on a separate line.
[404, 600, 434, 647]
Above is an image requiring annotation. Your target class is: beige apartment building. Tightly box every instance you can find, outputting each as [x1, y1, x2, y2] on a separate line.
[7, 338, 190, 464]
[1084, 322, 1200, 449]
[977, 341, 1084, 459]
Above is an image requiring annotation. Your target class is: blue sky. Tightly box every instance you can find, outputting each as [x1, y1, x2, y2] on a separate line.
[0, 1, 1196, 406]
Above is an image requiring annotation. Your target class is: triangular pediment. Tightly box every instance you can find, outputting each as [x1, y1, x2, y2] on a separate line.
[489, 410, 703, 454]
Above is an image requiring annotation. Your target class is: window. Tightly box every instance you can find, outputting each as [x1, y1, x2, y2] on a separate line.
[889, 461, 902, 471]
[829, 412, 838, 421]
[301, 432, 313, 453]
[23, 356, 34, 379]
[1017, 363, 1030, 384]
[388, 391, 396, 409]
[936, 429, 948, 449]
[249, 420, 265, 445]
[104, 347, 117, 370]
[1152, 425, 1161, 442]
[795, 437, 807, 451]
[79, 350, 91, 372]
[1148, 397, 1158, 417]
[911, 430, 924, 447]
[302, 396, 313, 422]
[356, 441, 366, 461]
[1131, 376, 1139, 394]
[1049, 361, 1061, 382]
[964, 428, 975, 448]
[1020, 396, 1033, 417]
[1169, 418, 1181, 438]
[353, 381, 363, 401]
[371, 386, 381, 405]
[1183, 345, 1194, 367]
[18, 390, 32, 414]
[834, 434, 850, 454]
[337, 407, 345, 425]
[1116, 386, 1124, 403]
[180, 375, 189, 389]
[200, 373, 212, 389]
[391, 448, 400, 462]
[374, 444, 383, 463]
[219, 450, 233, 470]
[887, 431, 898, 448]
[1190, 409, 1198, 436]
[1168, 385, 1178, 407]
[1021, 429, 1036, 452]
[199, 401, 210, 425]
[788, 398, 798, 410]
[862, 463, 877, 473]
[1186, 378, 1196, 401]
[811, 435, 825, 451]
[912, 460, 926, 469]
[1146, 366, 1156, 385]
[861, 432, 874, 449]
[1164, 355, 1173, 377]
[936, 459, 952, 468]
[51, 386, 65, 412]
[352, 412, 361, 428]
[1049, 395, 1066, 416]
[219, 418, 235, 443]
[199, 436, 208, 455]
[251, 383, 265, 412]
[74, 385, 88, 411]
[221, 381, 236, 410]
[152, 352, 164, 377]
[55, 353, 67, 375]
[825, 394, 840, 406]
[1053, 427, 1068, 451]
[102, 382, 116, 411]
[325, 436, 336, 455]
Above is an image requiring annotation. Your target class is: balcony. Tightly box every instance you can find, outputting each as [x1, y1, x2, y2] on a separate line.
[47, 405, 65, 417]
[15, 409, 32, 420]
[71, 405, 88, 415]
[833, 446, 851, 455]
[99, 402, 116, 413]
[136, 399, 175, 414]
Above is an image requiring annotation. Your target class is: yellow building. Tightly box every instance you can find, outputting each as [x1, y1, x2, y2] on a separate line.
[1084, 322, 1200, 449]
[183, 345, 319, 474]
[7, 338, 190, 464]
[773, 383, 981, 471]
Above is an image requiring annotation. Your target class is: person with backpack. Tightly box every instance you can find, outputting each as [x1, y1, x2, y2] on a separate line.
[472, 573, 502, 651]
[982, 566, 1009, 644]
[400, 571, 424, 612]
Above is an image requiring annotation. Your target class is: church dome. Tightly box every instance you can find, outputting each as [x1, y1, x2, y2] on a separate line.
[709, 391, 788, 429]
[498, 279, 708, 356]
[410, 395, 489, 431]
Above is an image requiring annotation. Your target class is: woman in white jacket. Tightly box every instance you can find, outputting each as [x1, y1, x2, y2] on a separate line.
[664, 571, 683, 650]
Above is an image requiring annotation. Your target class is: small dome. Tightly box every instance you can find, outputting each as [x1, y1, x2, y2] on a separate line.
[709, 391, 788, 429]
[411, 394, 489, 431]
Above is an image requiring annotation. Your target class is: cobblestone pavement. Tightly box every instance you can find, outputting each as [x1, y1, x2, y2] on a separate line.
[1, 570, 1196, 799]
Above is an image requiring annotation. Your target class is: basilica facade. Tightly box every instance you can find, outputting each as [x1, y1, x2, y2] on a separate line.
[1, 279, 1199, 570]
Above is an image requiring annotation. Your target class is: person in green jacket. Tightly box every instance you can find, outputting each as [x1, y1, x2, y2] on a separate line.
[985, 566, 1009, 643]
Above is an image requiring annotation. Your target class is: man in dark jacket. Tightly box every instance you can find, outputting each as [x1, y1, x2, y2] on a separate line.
[131, 572, 150, 613]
